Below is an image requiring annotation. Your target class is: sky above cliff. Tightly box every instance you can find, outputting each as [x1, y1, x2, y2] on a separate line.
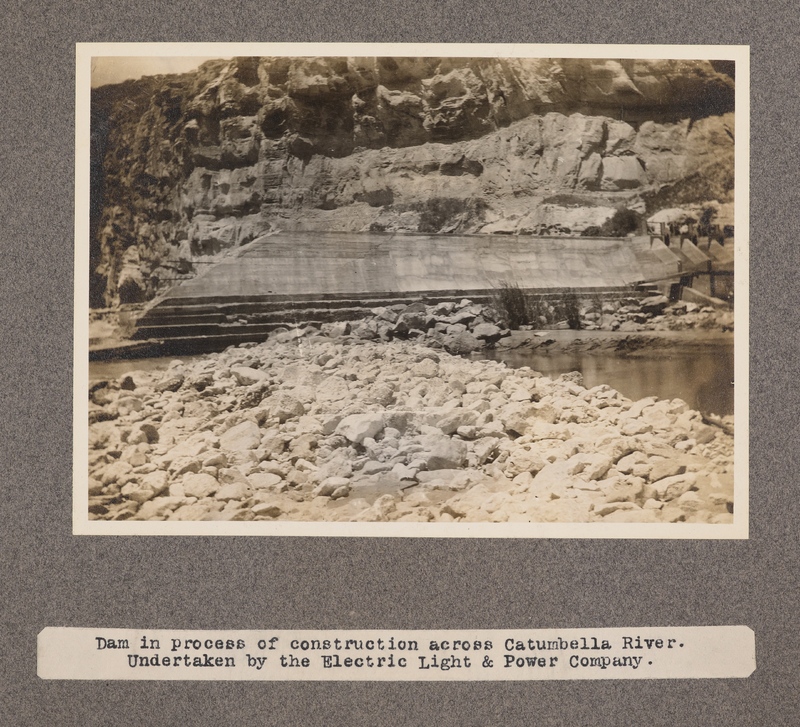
[91, 57, 228, 87]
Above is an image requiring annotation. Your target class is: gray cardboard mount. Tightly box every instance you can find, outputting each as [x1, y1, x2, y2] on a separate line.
[2, 2, 798, 726]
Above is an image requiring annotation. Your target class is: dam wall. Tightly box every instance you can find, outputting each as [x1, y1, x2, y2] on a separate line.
[121, 232, 687, 357]
[162, 232, 681, 301]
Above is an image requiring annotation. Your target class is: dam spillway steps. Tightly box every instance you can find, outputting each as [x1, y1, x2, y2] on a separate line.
[130, 232, 688, 355]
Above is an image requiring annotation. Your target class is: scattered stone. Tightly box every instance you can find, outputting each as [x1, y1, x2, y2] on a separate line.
[220, 420, 262, 451]
[648, 460, 686, 483]
[315, 477, 351, 497]
[88, 331, 733, 526]
[638, 295, 669, 315]
[420, 435, 468, 470]
[252, 501, 284, 518]
[248, 472, 284, 491]
[335, 413, 385, 445]
[442, 331, 482, 355]
[261, 392, 305, 422]
[602, 507, 659, 523]
[155, 375, 184, 393]
[231, 366, 269, 386]
[215, 482, 252, 501]
[355, 494, 397, 522]
[182, 473, 220, 499]
[472, 323, 504, 343]
[601, 476, 645, 503]
[650, 473, 698, 502]
[139, 470, 169, 496]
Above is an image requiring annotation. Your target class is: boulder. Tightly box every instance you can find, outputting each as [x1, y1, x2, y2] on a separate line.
[247, 472, 285, 491]
[412, 358, 439, 379]
[116, 396, 143, 417]
[316, 376, 350, 403]
[471, 323, 504, 344]
[182, 473, 220, 499]
[640, 295, 670, 315]
[315, 476, 351, 497]
[472, 437, 500, 465]
[436, 408, 478, 435]
[650, 472, 698, 502]
[231, 366, 269, 386]
[261, 392, 306, 422]
[354, 494, 397, 522]
[648, 460, 686, 483]
[139, 470, 169, 496]
[134, 497, 185, 520]
[155, 375, 184, 393]
[218, 467, 250, 485]
[568, 453, 612, 481]
[442, 331, 482, 355]
[120, 483, 157, 504]
[323, 321, 351, 338]
[600, 475, 645, 503]
[393, 303, 429, 335]
[252, 501, 285, 518]
[419, 435, 468, 470]
[131, 423, 160, 444]
[601, 507, 659, 523]
[500, 403, 539, 436]
[504, 448, 547, 479]
[214, 481, 252, 501]
[335, 413, 385, 445]
[220, 420, 262, 451]
[169, 502, 216, 521]
[100, 460, 134, 486]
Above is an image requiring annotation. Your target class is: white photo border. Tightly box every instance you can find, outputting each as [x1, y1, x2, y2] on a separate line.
[74, 42, 749, 538]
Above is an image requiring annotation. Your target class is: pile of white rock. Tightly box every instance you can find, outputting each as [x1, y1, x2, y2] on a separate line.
[310, 298, 511, 355]
[303, 296, 732, 353]
[88, 334, 734, 525]
[582, 296, 734, 333]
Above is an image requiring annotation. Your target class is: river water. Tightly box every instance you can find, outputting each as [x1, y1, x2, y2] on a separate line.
[90, 333, 734, 417]
[480, 342, 734, 416]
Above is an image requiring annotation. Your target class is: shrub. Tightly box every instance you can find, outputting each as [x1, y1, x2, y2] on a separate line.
[414, 197, 488, 233]
[492, 283, 584, 330]
[492, 281, 531, 329]
[602, 208, 641, 237]
[562, 289, 583, 330]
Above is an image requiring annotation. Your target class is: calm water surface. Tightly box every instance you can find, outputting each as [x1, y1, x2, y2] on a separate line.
[481, 344, 734, 416]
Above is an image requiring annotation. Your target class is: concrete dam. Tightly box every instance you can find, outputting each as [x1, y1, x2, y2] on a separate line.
[126, 231, 701, 356]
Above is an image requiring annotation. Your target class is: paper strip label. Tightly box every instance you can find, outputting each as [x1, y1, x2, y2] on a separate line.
[38, 627, 754, 680]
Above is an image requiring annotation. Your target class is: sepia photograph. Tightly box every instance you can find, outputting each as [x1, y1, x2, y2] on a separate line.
[76, 44, 748, 536]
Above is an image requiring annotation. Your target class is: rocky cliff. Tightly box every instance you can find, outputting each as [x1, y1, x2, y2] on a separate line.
[90, 56, 735, 307]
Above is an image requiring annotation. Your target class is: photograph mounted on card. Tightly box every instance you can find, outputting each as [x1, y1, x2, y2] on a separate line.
[74, 42, 748, 537]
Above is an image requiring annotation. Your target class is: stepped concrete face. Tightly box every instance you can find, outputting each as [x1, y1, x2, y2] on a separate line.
[120, 232, 685, 357]
[161, 232, 681, 302]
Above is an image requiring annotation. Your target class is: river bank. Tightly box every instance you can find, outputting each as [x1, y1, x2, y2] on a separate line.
[91, 295, 735, 416]
[87, 322, 735, 525]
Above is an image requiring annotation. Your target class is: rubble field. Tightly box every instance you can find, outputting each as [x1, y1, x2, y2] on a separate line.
[88, 300, 735, 525]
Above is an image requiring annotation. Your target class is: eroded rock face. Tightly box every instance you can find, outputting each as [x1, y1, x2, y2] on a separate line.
[91, 57, 735, 306]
